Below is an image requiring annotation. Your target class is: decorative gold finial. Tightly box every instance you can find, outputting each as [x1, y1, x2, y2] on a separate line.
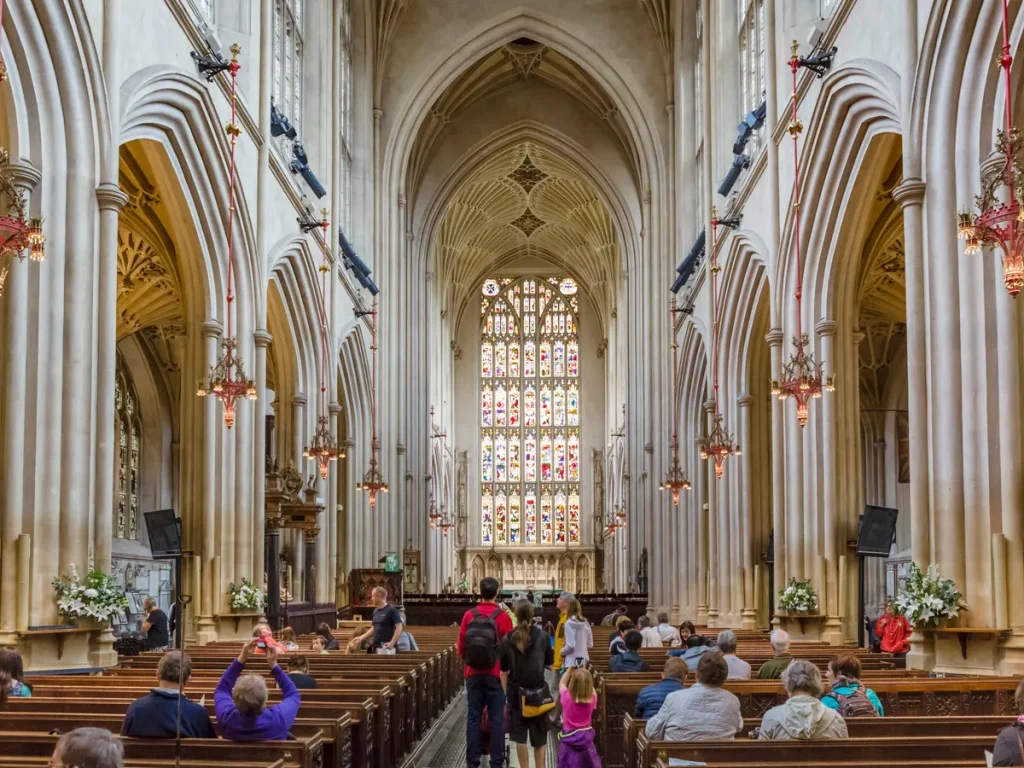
[230, 43, 242, 59]
[791, 40, 799, 58]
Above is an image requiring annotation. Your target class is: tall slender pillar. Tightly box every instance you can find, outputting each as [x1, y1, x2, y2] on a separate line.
[703, 398, 719, 626]
[766, 329, 786, 620]
[198, 321, 222, 642]
[817, 320, 842, 642]
[253, 329, 271, 591]
[737, 394, 756, 628]
[328, 402, 342, 602]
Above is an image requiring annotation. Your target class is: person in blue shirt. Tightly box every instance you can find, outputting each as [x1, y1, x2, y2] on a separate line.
[121, 651, 216, 738]
[821, 654, 884, 717]
[668, 633, 715, 671]
[609, 631, 651, 672]
[0, 648, 31, 699]
[634, 657, 687, 719]
[215, 637, 301, 741]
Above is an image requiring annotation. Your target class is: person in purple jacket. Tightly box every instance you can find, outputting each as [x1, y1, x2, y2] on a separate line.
[214, 637, 301, 741]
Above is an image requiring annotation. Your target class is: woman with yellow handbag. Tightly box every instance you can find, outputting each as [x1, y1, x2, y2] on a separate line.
[500, 600, 555, 767]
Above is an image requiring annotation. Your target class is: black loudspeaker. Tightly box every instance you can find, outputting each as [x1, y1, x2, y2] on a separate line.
[765, 530, 775, 565]
[857, 505, 898, 557]
[145, 509, 181, 556]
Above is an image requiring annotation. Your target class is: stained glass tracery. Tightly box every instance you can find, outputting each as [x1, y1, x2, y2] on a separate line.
[480, 276, 581, 545]
[115, 352, 142, 540]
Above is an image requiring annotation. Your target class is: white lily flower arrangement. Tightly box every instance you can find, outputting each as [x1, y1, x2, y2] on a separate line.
[228, 577, 265, 611]
[894, 563, 966, 628]
[51, 561, 128, 625]
[778, 577, 818, 614]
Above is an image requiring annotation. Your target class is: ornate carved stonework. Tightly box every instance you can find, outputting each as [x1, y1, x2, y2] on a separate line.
[510, 206, 545, 237]
[508, 154, 548, 193]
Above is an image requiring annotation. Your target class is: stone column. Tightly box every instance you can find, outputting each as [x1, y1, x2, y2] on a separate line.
[265, 519, 281, 629]
[328, 402, 341, 603]
[291, 395, 307, 467]
[766, 329, 786, 619]
[253, 329, 272, 592]
[817, 320, 842, 643]
[0, 162, 42, 643]
[198, 321, 223, 642]
[704, 398, 719, 626]
[737, 394, 756, 628]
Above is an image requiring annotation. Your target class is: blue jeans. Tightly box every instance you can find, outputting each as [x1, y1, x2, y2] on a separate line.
[465, 675, 505, 768]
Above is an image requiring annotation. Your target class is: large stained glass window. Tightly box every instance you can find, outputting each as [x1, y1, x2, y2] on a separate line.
[115, 352, 142, 540]
[481, 277, 581, 546]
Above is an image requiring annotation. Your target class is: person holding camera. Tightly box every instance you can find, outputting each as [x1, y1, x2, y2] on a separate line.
[214, 638, 301, 742]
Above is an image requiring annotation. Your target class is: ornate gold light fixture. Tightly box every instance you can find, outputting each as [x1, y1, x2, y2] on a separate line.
[304, 212, 345, 477]
[957, 0, 1024, 296]
[660, 297, 692, 504]
[439, 506, 454, 537]
[196, 45, 256, 428]
[771, 41, 834, 426]
[427, 492, 442, 530]
[0, 148, 45, 296]
[356, 300, 388, 506]
[701, 208, 739, 479]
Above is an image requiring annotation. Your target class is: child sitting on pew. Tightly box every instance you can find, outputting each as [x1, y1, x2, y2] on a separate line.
[215, 638, 301, 741]
[286, 655, 318, 689]
[51, 727, 124, 768]
[121, 650, 217, 738]
[0, 647, 31, 702]
[311, 635, 330, 655]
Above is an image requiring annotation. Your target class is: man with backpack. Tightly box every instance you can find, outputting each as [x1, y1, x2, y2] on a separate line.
[458, 576, 514, 768]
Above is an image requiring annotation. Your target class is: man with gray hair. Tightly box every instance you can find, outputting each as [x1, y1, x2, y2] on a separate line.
[757, 628, 793, 679]
[50, 727, 124, 768]
[716, 630, 751, 680]
[758, 660, 848, 740]
[655, 611, 681, 646]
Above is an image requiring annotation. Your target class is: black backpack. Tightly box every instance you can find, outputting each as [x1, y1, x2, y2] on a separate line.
[464, 607, 500, 670]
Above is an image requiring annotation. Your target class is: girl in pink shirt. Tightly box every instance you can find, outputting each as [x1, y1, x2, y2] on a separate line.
[557, 667, 600, 767]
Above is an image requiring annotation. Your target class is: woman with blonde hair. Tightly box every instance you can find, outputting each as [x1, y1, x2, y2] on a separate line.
[279, 627, 300, 651]
[559, 597, 592, 670]
[557, 666, 600, 767]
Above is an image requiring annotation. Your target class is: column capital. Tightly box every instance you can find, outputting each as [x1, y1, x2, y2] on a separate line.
[8, 160, 42, 193]
[703, 399, 716, 413]
[328, 402, 342, 415]
[253, 328, 273, 348]
[373, 108, 384, 122]
[765, 328, 784, 347]
[852, 328, 866, 345]
[343, 438, 356, 448]
[95, 183, 129, 212]
[815, 319, 838, 337]
[201, 320, 223, 338]
[892, 178, 926, 208]
[291, 393, 307, 407]
[736, 393, 754, 407]
[396, 443, 406, 455]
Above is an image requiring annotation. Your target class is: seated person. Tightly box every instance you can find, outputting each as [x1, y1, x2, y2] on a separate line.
[635, 657, 687, 719]
[637, 615, 663, 648]
[992, 678, 1024, 766]
[121, 650, 217, 738]
[0, 647, 31, 698]
[758, 660, 848, 740]
[609, 620, 635, 656]
[395, 614, 419, 651]
[875, 601, 912, 656]
[757, 629, 794, 679]
[315, 622, 340, 650]
[214, 638, 301, 741]
[677, 620, 696, 647]
[655, 612, 681, 647]
[822, 654, 883, 717]
[609, 630, 651, 672]
[716, 630, 751, 680]
[668, 633, 714, 671]
[601, 604, 628, 626]
[645, 652, 743, 741]
[311, 635, 330, 655]
[279, 627, 300, 651]
[51, 728, 124, 768]
[286, 655, 318, 689]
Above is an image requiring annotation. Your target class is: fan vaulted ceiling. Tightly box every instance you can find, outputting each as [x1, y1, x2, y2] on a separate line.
[436, 142, 618, 326]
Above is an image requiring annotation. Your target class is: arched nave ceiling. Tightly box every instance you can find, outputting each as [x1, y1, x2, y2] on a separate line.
[409, 37, 641, 198]
[434, 141, 617, 329]
[856, 150, 907, 413]
[116, 142, 186, 383]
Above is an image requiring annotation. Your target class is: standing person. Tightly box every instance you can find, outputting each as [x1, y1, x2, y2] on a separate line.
[347, 587, 404, 652]
[635, 657, 687, 719]
[142, 597, 170, 652]
[500, 601, 554, 768]
[214, 638, 301, 741]
[757, 629, 794, 679]
[121, 650, 216, 738]
[875, 601, 912, 656]
[557, 666, 600, 767]
[637, 615, 662, 648]
[645, 652, 744, 741]
[656, 612, 682, 646]
[50, 728, 124, 768]
[716, 630, 751, 680]
[458, 577, 514, 768]
[601, 604, 628, 627]
[561, 597, 593, 669]
[553, 591, 574, 670]
[992, 678, 1024, 766]
[395, 613, 419, 651]
[0, 648, 31, 697]
[286, 656, 318, 690]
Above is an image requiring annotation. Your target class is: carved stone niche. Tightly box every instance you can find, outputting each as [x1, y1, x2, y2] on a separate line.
[266, 460, 323, 540]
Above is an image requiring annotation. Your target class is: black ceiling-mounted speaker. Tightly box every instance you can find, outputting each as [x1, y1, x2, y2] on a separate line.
[145, 509, 182, 557]
[857, 505, 898, 557]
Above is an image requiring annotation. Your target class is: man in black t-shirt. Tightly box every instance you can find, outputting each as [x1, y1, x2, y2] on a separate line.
[347, 587, 404, 652]
[142, 597, 170, 651]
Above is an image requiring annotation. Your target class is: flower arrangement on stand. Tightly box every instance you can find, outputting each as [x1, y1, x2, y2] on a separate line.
[778, 577, 819, 614]
[51, 562, 128, 626]
[894, 563, 967, 628]
[228, 577, 265, 611]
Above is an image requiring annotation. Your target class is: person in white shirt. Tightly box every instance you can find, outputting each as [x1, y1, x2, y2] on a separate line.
[560, 597, 593, 668]
[716, 629, 751, 680]
[637, 615, 663, 648]
[655, 611, 681, 646]
[645, 651, 744, 741]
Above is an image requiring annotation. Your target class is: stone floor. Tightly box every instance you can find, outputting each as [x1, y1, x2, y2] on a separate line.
[412, 693, 559, 768]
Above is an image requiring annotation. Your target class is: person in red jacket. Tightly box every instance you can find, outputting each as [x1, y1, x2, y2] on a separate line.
[457, 576, 514, 768]
[875, 601, 912, 656]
